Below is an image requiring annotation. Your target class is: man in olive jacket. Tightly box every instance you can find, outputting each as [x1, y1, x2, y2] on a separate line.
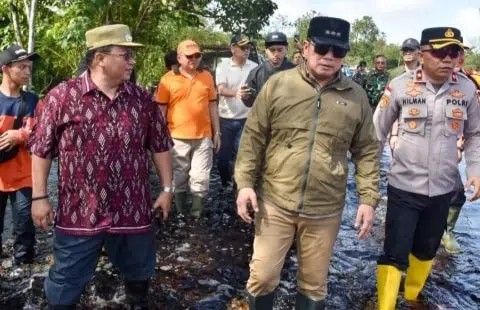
[235, 16, 380, 309]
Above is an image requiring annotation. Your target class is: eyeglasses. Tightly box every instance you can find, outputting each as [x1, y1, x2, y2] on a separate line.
[375, 61, 386, 64]
[238, 45, 251, 51]
[402, 48, 416, 53]
[310, 42, 347, 58]
[422, 46, 462, 60]
[184, 53, 202, 60]
[102, 50, 136, 61]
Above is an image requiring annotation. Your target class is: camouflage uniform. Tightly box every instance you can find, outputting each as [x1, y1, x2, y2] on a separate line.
[363, 71, 390, 111]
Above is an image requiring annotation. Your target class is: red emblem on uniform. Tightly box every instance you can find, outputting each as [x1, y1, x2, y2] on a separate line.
[406, 88, 422, 97]
[416, 70, 423, 81]
[408, 121, 417, 129]
[452, 108, 464, 119]
[451, 119, 461, 131]
[450, 89, 464, 98]
[451, 72, 458, 82]
[408, 108, 421, 116]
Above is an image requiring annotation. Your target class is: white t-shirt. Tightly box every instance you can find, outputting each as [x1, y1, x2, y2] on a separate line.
[215, 58, 257, 119]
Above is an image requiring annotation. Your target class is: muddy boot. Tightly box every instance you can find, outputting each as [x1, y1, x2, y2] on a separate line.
[174, 192, 188, 214]
[404, 254, 433, 301]
[376, 264, 402, 310]
[295, 292, 325, 309]
[247, 292, 274, 310]
[441, 206, 461, 254]
[191, 195, 204, 219]
[125, 280, 149, 310]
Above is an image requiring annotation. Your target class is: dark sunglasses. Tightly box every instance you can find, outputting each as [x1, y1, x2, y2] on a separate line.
[238, 45, 251, 51]
[402, 48, 416, 53]
[310, 42, 347, 58]
[422, 46, 461, 60]
[185, 53, 202, 60]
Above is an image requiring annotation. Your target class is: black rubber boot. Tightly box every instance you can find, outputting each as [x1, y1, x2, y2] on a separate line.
[191, 195, 204, 219]
[295, 292, 325, 310]
[247, 292, 274, 310]
[174, 192, 188, 214]
[125, 280, 149, 310]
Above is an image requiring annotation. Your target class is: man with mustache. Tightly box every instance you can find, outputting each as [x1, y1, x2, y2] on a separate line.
[235, 16, 380, 309]
[0, 44, 39, 265]
[373, 27, 480, 310]
[29, 24, 173, 309]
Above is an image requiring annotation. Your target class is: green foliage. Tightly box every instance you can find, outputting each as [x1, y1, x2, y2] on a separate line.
[465, 50, 480, 70]
[349, 16, 386, 66]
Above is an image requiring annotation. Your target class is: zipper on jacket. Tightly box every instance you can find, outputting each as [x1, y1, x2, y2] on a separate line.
[297, 92, 322, 211]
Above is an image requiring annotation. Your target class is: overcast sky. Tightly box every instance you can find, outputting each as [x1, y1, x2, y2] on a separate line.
[272, 0, 479, 47]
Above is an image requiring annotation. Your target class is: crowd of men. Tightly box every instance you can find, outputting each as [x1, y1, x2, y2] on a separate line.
[0, 13, 479, 310]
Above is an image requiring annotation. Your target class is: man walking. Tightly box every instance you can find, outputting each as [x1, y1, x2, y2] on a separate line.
[242, 31, 295, 108]
[156, 40, 220, 218]
[29, 24, 174, 309]
[215, 34, 257, 189]
[235, 16, 380, 309]
[0, 44, 39, 265]
[363, 55, 390, 112]
[373, 27, 480, 310]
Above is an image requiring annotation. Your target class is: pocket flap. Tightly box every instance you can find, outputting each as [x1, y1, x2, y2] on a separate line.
[445, 106, 467, 120]
[402, 105, 427, 119]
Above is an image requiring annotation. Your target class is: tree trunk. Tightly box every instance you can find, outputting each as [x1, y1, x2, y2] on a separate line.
[23, 0, 30, 25]
[26, 0, 37, 90]
[9, 1, 23, 46]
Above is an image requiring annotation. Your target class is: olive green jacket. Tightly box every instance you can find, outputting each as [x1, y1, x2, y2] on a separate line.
[234, 62, 380, 216]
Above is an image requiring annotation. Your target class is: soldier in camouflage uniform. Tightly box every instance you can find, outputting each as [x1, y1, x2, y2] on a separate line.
[363, 55, 390, 112]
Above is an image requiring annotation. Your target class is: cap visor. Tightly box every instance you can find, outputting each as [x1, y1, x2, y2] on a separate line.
[115, 42, 145, 48]
[10, 52, 40, 63]
[310, 37, 349, 50]
[236, 40, 252, 47]
[430, 40, 464, 50]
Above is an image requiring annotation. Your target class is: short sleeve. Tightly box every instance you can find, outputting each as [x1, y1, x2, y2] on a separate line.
[155, 74, 170, 104]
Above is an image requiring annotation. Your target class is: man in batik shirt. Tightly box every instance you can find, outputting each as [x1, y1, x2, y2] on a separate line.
[28, 24, 173, 309]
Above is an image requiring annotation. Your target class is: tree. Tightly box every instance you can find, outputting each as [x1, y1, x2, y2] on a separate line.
[349, 16, 384, 66]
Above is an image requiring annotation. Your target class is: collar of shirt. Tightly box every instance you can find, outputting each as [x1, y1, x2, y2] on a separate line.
[413, 68, 459, 85]
[80, 70, 133, 97]
[229, 57, 254, 68]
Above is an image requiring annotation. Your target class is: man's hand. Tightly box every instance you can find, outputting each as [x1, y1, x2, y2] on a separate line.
[236, 188, 259, 224]
[153, 192, 173, 220]
[0, 130, 20, 151]
[465, 176, 480, 201]
[32, 199, 54, 231]
[236, 85, 251, 99]
[355, 204, 375, 240]
[389, 136, 398, 152]
[213, 133, 221, 153]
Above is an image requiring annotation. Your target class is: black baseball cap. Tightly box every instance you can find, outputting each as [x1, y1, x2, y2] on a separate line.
[307, 16, 350, 50]
[0, 44, 40, 67]
[265, 32, 288, 48]
[230, 34, 252, 46]
[401, 38, 420, 50]
[420, 27, 464, 49]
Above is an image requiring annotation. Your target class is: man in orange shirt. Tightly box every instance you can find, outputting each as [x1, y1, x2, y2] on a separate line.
[156, 40, 221, 218]
[0, 44, 39, 265]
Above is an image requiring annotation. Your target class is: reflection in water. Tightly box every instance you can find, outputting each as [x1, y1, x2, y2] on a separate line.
[1, 150, 479, 309]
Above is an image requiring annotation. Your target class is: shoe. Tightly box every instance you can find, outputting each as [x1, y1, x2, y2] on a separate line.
[191, 195, 204, 219]
[441, 206, 461, 254]
[247, 292, 274, 310]
[174, 192, 188, 214]
[404, 254, 433, 301]
[376, 264, 402, 310]
[125, 280, 149, 310]
[295, 292, 325, 309]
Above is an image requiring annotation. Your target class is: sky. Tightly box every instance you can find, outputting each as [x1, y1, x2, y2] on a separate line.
[272, 0, 480, 47]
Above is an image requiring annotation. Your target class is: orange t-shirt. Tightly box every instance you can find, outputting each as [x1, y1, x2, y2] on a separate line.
[156, 70, 217, 139]
[0, 91, 37, 192]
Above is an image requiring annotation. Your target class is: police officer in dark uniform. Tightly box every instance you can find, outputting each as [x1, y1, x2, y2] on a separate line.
[241, 31, 295, 107]
[373, 27, 480, 310]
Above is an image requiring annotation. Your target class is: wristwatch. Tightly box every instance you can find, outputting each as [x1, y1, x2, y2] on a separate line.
[162, 186, 175, 193]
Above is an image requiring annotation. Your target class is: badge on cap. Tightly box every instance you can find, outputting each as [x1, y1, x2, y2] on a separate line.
[125, 34, 132, 42]
[272, 35, 278, 39]
[444, 28, 455, 38]
[14, 49, 27, 55]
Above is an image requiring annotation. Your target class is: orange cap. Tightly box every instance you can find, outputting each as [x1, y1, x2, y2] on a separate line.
[177, 40, 201, 56]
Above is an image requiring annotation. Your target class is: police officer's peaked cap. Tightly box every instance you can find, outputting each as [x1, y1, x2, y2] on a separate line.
[307, 16, 350, 50]
[420, 27, 464, 50]
[265, 32, 288, 48]
[401, 38, 420, 50]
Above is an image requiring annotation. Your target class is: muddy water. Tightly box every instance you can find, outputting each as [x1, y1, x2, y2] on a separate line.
[1, 149, 479, 309]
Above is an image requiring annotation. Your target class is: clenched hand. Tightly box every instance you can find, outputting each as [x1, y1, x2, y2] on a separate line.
[355, 204, 375, 240]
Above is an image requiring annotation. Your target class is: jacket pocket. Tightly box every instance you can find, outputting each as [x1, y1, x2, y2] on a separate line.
[401, 105, 427, 136]
[443, 105, 467, 137]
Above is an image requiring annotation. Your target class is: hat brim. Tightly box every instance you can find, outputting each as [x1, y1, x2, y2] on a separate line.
[9, 52, 40, 64]
[401, 45, 419, 50]
[88, 42, 144, 50]
[309, 37, 350, 50]
[233, 40, 252, 47]
[430, 40, 464, 50]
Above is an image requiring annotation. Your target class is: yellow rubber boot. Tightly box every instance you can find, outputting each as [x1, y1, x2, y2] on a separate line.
[377, 265, 402, 310]
[404, 254, 434, 301]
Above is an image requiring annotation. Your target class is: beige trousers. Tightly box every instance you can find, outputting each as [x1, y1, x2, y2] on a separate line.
[171, 137, 213, 197]
[247, 201, 342, 301]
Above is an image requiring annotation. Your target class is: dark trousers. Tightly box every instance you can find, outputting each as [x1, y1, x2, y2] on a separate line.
[44, 229, 156, 306]
[378, 185, 453, 270]
[217, 117, 246, 186]
[450, 171, 466, 208]
[0, 187, 35, 263]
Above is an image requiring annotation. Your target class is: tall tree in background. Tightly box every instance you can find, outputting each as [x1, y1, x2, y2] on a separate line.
[349, 16, 385, 66]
